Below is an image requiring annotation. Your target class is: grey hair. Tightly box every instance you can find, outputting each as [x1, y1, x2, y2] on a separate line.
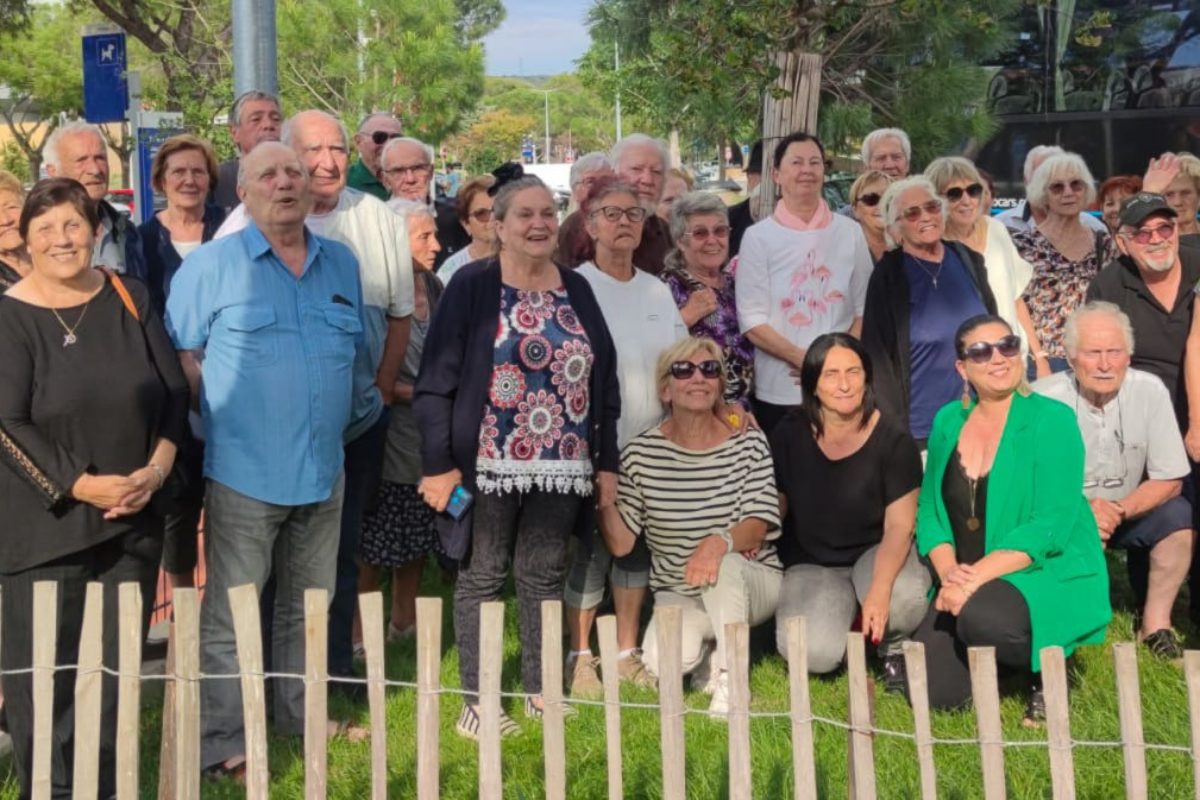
[1026, 152, 1097, 212]
[610, 133, 669, 173]
[356, 111, 401, 134]
[923, 156, 983, 194]
[386, 197, 435, 225]
[570, 151, 612, 187]
[881, 175, 947, 230]
[861, 128, 911, 165]
[280, 110, 350, 151]
[230, 90, 281, 127]
[1023, 145, 1065, 183]
[1063, 300, 1136, 358]
[43, 121, 104, 170]
[493, 176, 552, 221]
[380, 136, 434, 166]
[664, 191, 729, 271]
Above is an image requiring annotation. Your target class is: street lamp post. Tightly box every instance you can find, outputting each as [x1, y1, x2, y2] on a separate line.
[540, 90, 554, 164]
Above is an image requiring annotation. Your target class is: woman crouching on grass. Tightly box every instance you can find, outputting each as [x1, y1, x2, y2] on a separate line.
[597, 337, 782, 716]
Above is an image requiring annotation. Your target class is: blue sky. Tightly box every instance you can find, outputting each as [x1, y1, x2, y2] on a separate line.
[483, 0, 593, 76]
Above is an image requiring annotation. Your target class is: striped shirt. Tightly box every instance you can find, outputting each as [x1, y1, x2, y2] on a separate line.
[616, 427, 782, 596]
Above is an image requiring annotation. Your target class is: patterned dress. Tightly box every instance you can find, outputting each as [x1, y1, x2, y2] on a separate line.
[476, 284, 595, 496]
[661, 266, 754, 408]
[1015, 227, 1115, 359]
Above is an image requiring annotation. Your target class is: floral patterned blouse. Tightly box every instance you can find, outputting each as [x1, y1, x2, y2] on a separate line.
[1014, 227, 1115, 359]
[661, 266, 754, 408]
[476, 284, 595, 496]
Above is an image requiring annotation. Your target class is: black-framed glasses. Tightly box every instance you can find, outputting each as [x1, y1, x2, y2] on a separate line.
[857, 192, 882, 207]
[1122, 221, 1176, 245]
[594, 205, 647, 223]
[901, 200, 943, 222]
[945, 183, 984, 202]
[959, 335, 1022, 363]
[669, 359, 721, 380]
[371, 130, 403, 146]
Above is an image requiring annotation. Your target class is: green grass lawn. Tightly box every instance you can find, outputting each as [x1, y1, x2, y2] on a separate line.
[1, 553, 1196, 799]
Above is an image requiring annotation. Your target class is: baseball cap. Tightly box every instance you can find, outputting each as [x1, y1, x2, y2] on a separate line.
[1118, 192, 1177, 229]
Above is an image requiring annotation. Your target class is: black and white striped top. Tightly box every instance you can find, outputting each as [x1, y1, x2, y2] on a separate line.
[616, 427, 782, 596]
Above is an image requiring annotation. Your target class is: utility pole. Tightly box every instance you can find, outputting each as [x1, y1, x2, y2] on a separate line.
[543, 90, 552, 164]
[614, 42, 623, 140]
[232, 0, 278, 95]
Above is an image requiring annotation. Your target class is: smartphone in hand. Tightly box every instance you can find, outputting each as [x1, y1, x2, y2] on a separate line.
[446, 486, 474, 520]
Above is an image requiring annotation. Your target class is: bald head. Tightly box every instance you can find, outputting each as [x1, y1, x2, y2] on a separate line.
[238, 141, 312, 231]
[281, 110, 350, 211]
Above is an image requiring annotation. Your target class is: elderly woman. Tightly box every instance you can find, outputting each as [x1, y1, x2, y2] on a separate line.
[565, 176, 687, 697]
[848, 170, 891, 263]
[925, 156, 1044, 376]
[1099, 175, 1143, 234]
[0, 170, 29, 289]
[736, 131, 874, 434]
[656, 167, 693, 222]
[661, 190, 754, 408]
[913, 314, 1110, 717]
[0, 178, 188, 796]
[414, 176, 620, 737]
[568, 151, 613, 211]
[861, 176, 998, 444]
[770, 333, 928, 687]
[1013, 153, 1114, 374]
[1143, 152, 1200, 249]
[598, 336, 782, 715]
[437, 174, 496, 285]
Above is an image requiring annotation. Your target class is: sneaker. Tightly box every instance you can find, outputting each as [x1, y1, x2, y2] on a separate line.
[707, 670, 730, 719]
[455, 703, 520, 740]
[690, 644, 718, 695]
[881, 653, 908, 695]
[1142, 628, 1185, 660]
[1022, 680, 1046, 729]
[566, 653, 603, 698]
[523, 695, 578, 719]
[617, 648, 658, 689]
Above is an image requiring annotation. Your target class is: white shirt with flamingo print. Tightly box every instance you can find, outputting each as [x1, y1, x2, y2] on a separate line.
[735, 214, 873, 405]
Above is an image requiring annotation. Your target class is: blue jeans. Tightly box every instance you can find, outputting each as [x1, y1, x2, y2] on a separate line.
[199, 476, 343, 769]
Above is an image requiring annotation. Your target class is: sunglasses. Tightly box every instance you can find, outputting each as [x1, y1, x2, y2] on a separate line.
[857, 192, 882, 207]
[959, 335, 1022, 363]
[371, 130, 403, 146]
[669, 359, 722, 380]
[686, 225, 730, 241]
[594, 205, 647, 223]
[469, 208, 494, 222]
[945, 183, 984, 202]
[901, 200, 943, 222]
[1122, 221, 1176, 245]
[1048, 179, 1087, 195]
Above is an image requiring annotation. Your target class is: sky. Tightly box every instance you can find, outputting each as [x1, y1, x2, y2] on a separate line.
[483, 0, 593, 76]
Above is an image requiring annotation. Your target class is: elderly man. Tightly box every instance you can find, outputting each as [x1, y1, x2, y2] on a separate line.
[1034, 302, 1192, 658]
[166, 141, 372, 774]
[213, 90, 283, 211]
[379, 136, 468, 267]
[349, 112, 403, 200]
[861, 128, 911, 178]
[43, 121, 145, 277]
[997, 144, 1108, 235]
[215, 110, 415, 687]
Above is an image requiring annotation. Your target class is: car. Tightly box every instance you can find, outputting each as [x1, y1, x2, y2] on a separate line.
[105, 188, 134, 216]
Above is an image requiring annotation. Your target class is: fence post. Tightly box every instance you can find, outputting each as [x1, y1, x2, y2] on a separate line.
[902, 641, 937, 800]
[845, 632, 876, 800]
[784, 616, 818, 800]
[359, 591, 388, 800]
[304, 588, 330, 800]
[1113, 643, 1148, 800]
[72, 583, 104, 800]
[596, 615, 624, 800]
[229, 584, 269, 800]
[1040, 647, 1075, 800]
[968, 647, 1006, 800]
[172, 588, 201, 800]
[478, 601, 505, 800]
[541, 600, 566, 800]
[656, 606, 686, 800]
[31, 581, 58, 800]
[726, 622, 752, 800]
[116, 583, 143, 800]
[156, 623, 176, 800]
[1184, 650, 1200, 800]
[416, 596, 442, 800]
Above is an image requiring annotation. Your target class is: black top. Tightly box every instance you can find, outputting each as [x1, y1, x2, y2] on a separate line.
[769, 410, 923, 568]
[434, 198, 469, 270]
[0, 259, 20, 292]
[727, 198, 754, 259]
[942, 451, 987, 564]
[213, 158, 241, 212]
[1086, 247, 1200, 427]
[0, 274, 189, 572]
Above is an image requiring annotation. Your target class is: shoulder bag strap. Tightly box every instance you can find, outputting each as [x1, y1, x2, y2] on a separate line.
[98, 267, 140, 322]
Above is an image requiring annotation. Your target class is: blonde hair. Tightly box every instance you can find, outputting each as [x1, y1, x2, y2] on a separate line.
[0, 169, 23, 199]
[923, 156, 983, 194]
[655, 336, 726, 409]
[849, 170, 891, 205]
[1026, 152, 1097, 211]
[666, 167, 694, 191]
[1176, 152, 1200, 194]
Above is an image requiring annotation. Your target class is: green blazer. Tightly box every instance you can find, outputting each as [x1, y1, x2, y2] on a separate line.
[916, 392, 1111, 671]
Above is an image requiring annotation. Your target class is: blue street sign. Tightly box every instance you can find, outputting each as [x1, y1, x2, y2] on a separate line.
[82, 32, 128, 123]
[135, 113, 183, 224]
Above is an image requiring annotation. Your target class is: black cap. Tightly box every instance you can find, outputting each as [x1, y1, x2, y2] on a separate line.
[1118, 192, 1177, 229]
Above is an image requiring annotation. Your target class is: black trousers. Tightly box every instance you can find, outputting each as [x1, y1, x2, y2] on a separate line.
[0, 528, 161, 800]
[910, 579, 1032, 710]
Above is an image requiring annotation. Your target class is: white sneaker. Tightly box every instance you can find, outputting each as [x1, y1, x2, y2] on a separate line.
[690, 644, 719, 695]
[707, 670, 729, 719]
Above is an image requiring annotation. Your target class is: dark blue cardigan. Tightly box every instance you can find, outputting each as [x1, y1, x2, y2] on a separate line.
[414, 257, 621, 559]
[138, 204, 226, 316]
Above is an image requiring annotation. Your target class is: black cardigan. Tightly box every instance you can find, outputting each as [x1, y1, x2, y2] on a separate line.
[138, 203, 226, 316]
[859, 240, 997, 431]
[413, 257, 621, 559]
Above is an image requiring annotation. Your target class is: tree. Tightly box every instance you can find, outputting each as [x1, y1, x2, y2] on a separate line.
[444, 108, 538, 173]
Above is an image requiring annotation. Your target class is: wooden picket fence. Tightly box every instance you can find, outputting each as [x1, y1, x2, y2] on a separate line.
[12, 579, 1200, 799]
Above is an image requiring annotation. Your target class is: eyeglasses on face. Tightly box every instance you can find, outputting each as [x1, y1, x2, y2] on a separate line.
[594, 205, 647, 223]
[959, 335, 1022, 363]
[669, 359, 721, 380]
[945, 183, 984, 202]
[469, 208, 494, 222]
[1048, 179, 1087, 195]
[685, 225, 730, 241]
[383, 164, 432, 178]
[901, 200, 943, 222]
[1122, 221, 1176, 245]
[856, 192, 882, 207]
[370, 130, 403, 146]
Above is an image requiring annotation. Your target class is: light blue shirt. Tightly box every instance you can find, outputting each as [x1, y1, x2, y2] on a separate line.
[165, 221, 370, 506]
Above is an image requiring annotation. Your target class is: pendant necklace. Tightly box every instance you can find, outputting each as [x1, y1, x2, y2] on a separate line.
[39, 282, 93, 348]
[910, 253, 944, 289]
[965, 439, 991, 532]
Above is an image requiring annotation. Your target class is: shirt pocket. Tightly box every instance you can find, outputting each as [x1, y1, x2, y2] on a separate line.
[319, 304, 363, 361]
[218, 304, 277, 368]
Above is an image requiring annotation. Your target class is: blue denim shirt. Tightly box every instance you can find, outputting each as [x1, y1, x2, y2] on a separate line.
[165, 221, 369, 505]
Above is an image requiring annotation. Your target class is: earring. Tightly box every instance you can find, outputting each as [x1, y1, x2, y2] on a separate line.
[961, 377, 971, 409]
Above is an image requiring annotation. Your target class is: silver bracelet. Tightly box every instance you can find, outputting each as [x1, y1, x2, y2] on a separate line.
[148, 463, 165, 491]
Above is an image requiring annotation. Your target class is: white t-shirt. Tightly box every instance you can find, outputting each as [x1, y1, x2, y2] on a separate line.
[576, 262, 688, 447]
[437, 246, 480, 286]
[734, 214, 873, 405]
[981, 215, 1034, 351]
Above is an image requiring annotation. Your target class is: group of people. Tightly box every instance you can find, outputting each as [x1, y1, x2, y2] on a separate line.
[0, 83, 1197, 794]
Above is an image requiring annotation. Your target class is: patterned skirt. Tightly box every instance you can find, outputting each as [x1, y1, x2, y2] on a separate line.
[359, 482, 441, 567]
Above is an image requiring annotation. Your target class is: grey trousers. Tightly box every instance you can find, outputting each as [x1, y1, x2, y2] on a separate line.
[774, 544, 931, 673]
[199, 476, 344, 769]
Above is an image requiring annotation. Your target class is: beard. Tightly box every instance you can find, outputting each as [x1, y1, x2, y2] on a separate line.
[1140, 248, 1177, 273]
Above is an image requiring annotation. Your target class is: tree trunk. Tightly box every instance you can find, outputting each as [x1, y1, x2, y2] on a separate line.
[668, 128, 681, 169]
[28, 153, 41, 181]
[756, 50, 823, 221]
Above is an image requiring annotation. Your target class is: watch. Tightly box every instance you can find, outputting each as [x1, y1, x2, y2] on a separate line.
[718, 530, 734, 554]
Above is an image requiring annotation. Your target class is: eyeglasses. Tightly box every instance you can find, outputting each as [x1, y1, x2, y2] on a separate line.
[901, 200, 943, 222]
[1077, 390, 1128, 490]
[945, 183, 984, 202]
[959, 335, 1022, 363]
[594, 205, 647, 223]
[669, 359, 722, 380]
[1121, 221, 1176, 245]
[685, 225, 730, 241]
[469, 208, 494, 222]
[1048, 179, 1087, 195]
[857, 192, 882, 207]
[383, 163, 432, 179]
[371, 130, 403, 146]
